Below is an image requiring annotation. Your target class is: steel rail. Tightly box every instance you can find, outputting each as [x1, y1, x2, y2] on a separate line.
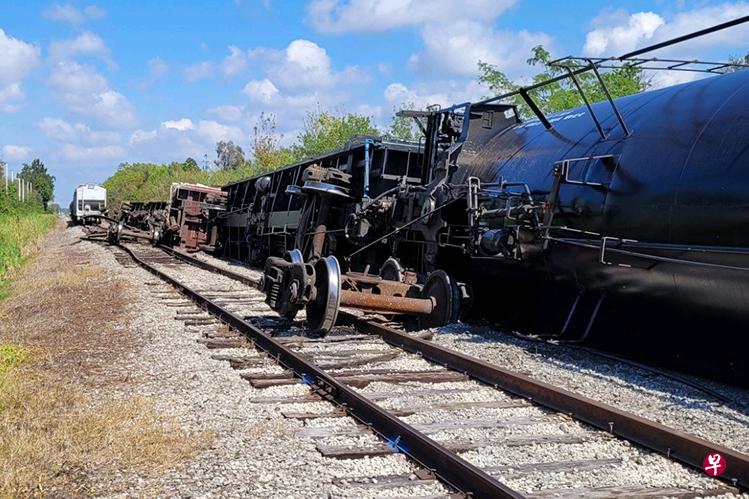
[118, 243, 523, 499]
[151, 244, 749, 490]
[158, 245, 259, 287]
[349, 314, 749, 490]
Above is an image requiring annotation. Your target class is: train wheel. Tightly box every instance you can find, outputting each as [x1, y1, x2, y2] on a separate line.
[306, 256, 341, 335]
[419, 270, 461, 329]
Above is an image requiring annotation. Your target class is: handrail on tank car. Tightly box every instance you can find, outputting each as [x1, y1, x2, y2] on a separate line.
[467, 16, 749, 133]
[553, 56, 749, 74]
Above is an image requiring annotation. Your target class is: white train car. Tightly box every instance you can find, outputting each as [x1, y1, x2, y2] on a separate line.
[70, 184, 107, 224]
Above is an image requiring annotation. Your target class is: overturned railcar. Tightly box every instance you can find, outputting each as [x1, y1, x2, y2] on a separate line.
[165, 183, 226, 251]
[218, 139, 424, 266]
[107, 182, 226, 250]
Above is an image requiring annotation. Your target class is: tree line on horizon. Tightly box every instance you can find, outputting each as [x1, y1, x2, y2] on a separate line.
[0, 158, 56, 215]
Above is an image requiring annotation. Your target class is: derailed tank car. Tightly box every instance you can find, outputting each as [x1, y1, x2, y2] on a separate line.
[382, 68, 749, 385]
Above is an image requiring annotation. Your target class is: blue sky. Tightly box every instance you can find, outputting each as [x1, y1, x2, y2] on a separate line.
[2, 0, 749, 204]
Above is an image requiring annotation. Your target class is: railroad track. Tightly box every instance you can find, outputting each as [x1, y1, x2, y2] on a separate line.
[104, 240, 747, 498]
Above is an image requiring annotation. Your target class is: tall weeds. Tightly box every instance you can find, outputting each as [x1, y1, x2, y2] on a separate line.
[0, 213, 57, 298]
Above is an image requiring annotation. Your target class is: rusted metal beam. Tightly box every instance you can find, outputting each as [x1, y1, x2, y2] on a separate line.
[340, 289, 433, 315]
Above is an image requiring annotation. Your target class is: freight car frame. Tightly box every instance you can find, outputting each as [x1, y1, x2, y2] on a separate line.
[107, 182, 226, 252]
[219, 138, 424, 265]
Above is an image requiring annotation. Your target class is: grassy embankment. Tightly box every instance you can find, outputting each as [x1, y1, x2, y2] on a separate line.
[0, 211, 57, 298]
[0, 197, 205, 496]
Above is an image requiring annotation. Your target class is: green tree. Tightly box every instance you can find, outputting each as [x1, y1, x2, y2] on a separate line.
[184, 157, 200, 171]
[384, 102, 426, 143]
[478, 45, 650, 117]
[295, 110, 378, 159]
[251, 112, 298, 173]
[214, 140, 246, 170]
[103, 160, 213, 208]
[724, 53, 749, 73]
[19, 159, 55, 210]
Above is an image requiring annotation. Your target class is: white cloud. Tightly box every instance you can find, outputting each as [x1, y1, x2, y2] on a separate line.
[83, 5, 106, 19]
[129, 129, 158, 145]
[195, 120, 245, 144]
[233, 39, 372, 143]
[48, 61, 138, 128]
[37, 117, 120, 144]
[583, 3, 749, 57]
[221, 46, 248, 77]
[161, 118, 194, 131]
[0, 29, 40, 112]
[414, 20, 551, 76]
[36, 116, 123, 162]
[43, 3, 85, 23]
[141, 57, 168, 88]
[61, 143, 123, 160]
[353, 103, 383, 119]
[279, 39, 332, 86]
[128, 119, 247, 164]
[250, 39, 366, 92]
[2, 144, 32, 161]
[307, 0, 547, 78]
[208, 105, 244, 122]
[584, 11, 665, 56]
[307, 0, 516, 33]
[49, 31, 112, 66]
[384, 79, 485, 110]
[0, 84, 24, 113]
[243, 78, 279, 103]
[184, 61, 214, 82]
[43, 3, 106, 24]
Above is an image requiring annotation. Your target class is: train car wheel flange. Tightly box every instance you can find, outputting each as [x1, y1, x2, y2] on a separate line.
[419, 270, 461, 329]
[306, 256, 341, 334]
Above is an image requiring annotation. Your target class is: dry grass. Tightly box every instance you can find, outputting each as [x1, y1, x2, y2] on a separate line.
[0, 226, 210, 497]
[0, 362, 207, 497]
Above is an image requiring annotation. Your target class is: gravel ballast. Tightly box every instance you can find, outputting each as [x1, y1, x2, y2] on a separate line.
[79, 236, 449, 498]
[186, 247, 746, 498]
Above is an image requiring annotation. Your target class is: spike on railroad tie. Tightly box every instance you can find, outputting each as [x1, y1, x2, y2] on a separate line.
[608, 421, 614, 432]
